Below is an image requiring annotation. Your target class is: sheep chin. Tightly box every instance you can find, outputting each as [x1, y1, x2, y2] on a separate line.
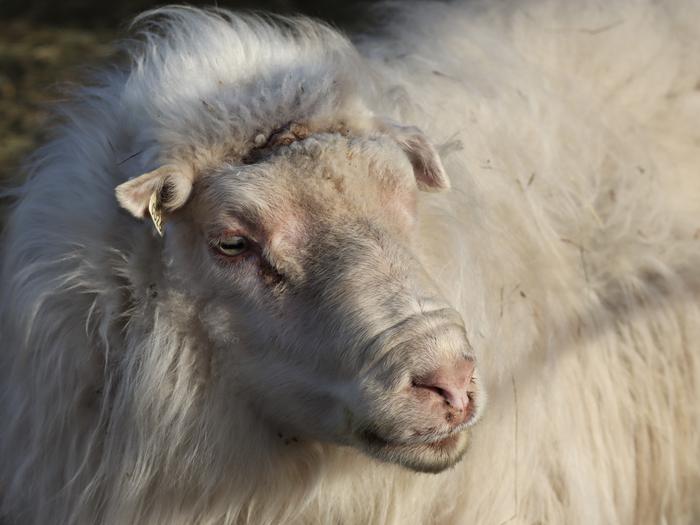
[357, 428, 472, 474]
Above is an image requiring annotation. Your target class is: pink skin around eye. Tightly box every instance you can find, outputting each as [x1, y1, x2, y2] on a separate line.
[208, 207, 307, 271]
[208, 227, 288, 286]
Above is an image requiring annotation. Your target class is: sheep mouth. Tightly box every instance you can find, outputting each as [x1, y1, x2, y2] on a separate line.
[358, 428, 470, 473]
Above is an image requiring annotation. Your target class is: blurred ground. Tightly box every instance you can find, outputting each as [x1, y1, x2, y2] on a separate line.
[0, 1, 375, 215]
[0, 20, 113, 187]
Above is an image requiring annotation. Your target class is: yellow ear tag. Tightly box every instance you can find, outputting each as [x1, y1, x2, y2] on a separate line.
[148, 191, 165, 237]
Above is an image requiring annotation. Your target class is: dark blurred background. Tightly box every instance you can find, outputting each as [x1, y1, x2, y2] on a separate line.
[0, 1, 379, 191]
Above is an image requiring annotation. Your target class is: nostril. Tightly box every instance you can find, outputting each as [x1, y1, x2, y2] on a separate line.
[413, 380, 468, 411]
[412, 357, 475, 412]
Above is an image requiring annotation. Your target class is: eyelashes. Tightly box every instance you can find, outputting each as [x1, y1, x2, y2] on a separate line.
[212, 235, 250, 257]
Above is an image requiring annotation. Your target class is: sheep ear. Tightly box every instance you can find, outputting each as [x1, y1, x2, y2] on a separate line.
[115, 166, 193, 236]
[380, 121, 450, 192]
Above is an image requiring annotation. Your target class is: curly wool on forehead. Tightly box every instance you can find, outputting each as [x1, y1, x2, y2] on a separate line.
[243, 132, 417, 196]
[196, 132, 418, 226]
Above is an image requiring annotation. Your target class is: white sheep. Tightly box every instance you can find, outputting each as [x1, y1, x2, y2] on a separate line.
[1, 1, 699, 523]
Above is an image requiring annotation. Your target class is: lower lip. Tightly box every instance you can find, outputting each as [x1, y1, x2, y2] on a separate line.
[425, 433, 461, 450]
[361, 429, 464, 453]
[361, 429, 469, 473]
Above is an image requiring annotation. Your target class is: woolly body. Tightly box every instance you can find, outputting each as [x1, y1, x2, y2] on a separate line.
[1, 1, 699, 524]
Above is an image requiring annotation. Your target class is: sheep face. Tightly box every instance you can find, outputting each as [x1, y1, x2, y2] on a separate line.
[119, 131, 483, 473]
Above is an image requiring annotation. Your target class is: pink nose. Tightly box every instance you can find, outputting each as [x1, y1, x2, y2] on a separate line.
[412, 357, 475, 412]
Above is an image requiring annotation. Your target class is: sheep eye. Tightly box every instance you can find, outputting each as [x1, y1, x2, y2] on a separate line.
[215, 236, 249, 256]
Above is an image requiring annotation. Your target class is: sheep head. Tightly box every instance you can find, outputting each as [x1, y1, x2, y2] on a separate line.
[115, 124, 483, 473]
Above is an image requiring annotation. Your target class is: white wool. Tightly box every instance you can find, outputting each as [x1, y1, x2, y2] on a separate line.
[1, 1, 700, 524]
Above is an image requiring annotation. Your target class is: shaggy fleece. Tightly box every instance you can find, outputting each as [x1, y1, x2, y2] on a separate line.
[1, 1, 699, 523]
